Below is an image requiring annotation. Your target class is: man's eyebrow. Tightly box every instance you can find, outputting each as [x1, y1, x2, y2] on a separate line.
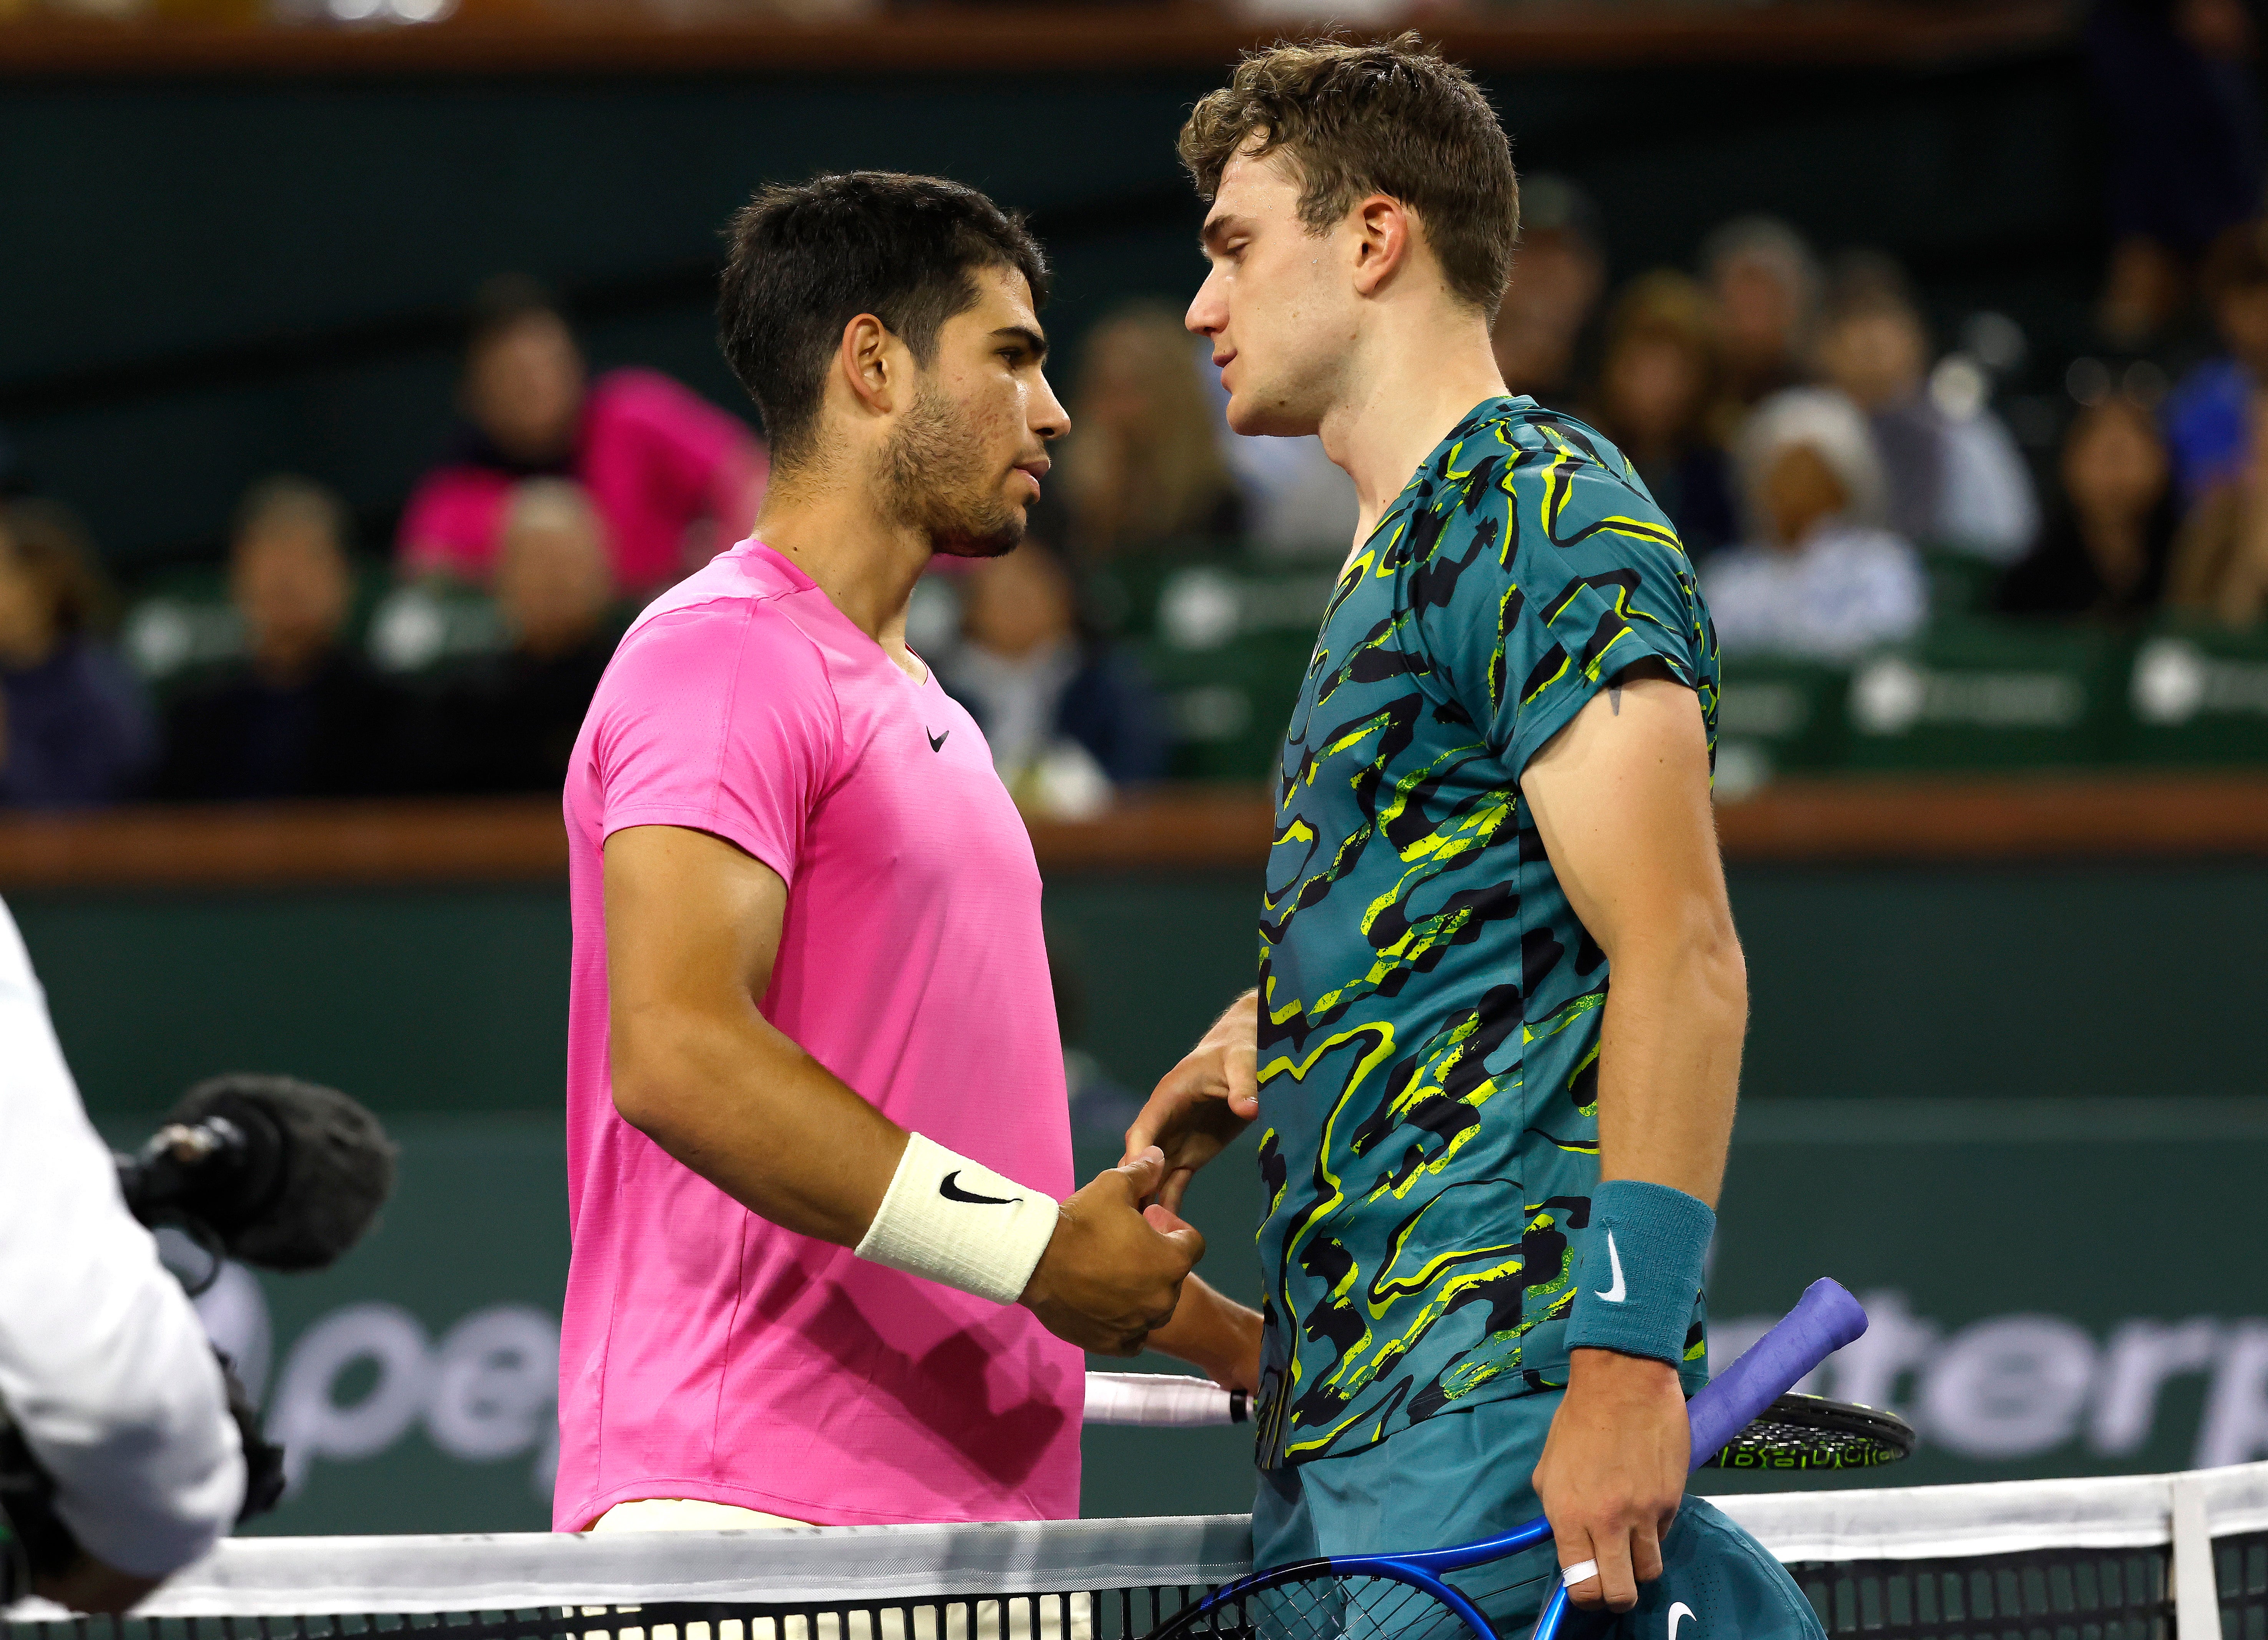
[1200, 212, 1242, 253]
[993, 324, 1049, 363]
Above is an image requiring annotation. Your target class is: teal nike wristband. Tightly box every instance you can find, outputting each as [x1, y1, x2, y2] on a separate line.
[1564, 1178, 1715, 1366]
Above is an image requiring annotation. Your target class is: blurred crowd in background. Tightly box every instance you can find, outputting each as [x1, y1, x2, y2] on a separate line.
[1, 0, 2265, 813]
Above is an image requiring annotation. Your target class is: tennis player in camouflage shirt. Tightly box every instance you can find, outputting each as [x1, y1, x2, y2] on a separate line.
[1126, 36, 1825, 1640]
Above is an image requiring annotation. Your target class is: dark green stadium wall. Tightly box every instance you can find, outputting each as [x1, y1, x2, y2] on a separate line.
[38, 862, 2267, 1529]
[2, 45, 2098, 570]
[31, 862, 2266, 1123]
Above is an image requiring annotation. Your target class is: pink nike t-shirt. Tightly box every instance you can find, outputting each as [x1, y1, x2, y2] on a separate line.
[554, 539, 1082, 1531]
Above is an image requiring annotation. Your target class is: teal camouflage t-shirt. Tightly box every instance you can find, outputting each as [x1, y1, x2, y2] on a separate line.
[1251, 396, 1719, 1470]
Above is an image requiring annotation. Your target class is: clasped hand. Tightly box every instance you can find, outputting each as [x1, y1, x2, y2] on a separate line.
[1121, 990, 1259, 1212]
[1019, 1147, 1203, 1355]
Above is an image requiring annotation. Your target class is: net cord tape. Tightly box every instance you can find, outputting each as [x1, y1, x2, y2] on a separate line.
[13, 1459, 2258, 1623]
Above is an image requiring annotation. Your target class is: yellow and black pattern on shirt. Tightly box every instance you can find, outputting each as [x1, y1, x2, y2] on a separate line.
[1250, 398, 1718, 1469]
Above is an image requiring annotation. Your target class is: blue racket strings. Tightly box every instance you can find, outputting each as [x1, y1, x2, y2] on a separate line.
[1161, 1283, 1871, 1640]
[1169, 1536, 1562, 1640]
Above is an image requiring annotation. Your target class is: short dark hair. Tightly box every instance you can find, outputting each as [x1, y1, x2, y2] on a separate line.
[233, 474, 352, 556]
[0, 498, 117, 640]
[717, 171, 1050, 466]
[467, 274, 569, 358]
[2203, 222, 2268, 303]
[1179, 34, 1518, 316]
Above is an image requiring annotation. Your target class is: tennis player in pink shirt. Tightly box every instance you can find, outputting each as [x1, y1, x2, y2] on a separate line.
[555, 172, 1262, 1534]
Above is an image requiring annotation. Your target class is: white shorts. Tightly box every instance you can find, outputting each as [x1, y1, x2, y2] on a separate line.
[579, 1497, 1090, 1640]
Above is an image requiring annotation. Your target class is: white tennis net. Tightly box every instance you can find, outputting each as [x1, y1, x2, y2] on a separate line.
[6, 1461, 2264, 1640]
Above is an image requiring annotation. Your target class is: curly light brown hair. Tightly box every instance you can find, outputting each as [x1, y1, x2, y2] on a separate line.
[1178, 33, 1519, 315]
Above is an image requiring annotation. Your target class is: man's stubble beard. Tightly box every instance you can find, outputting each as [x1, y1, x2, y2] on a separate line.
[881, 378, 1026, 560]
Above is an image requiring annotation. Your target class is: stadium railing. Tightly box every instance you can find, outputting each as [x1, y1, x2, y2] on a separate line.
[6, 1459, 2263, 1640]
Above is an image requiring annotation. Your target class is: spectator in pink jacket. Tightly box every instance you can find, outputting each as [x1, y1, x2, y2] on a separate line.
[397, 277, 768, 596]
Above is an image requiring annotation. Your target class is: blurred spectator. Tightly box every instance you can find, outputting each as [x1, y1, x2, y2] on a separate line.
[1052, 302, 1245, 559]
[1587, 271, 1739, 560]
[414, 481, 619, 794]
[2164, 223, 2268, 502]
[938, 540, 1167, 817]
[398, 277, 766, 596]
[2087, 0, 2264, 351]
[0, 501, 154, 807]
[1702, 216, 1821, 410]
[1814, 254, 2037, 561]
[1999, 396, 2180, 621]
[1046, 925, 1143, 1138]
[1216, 429, 1359, 562]
[1702, 388, 1928, 660]
[2167, 400, 2268, 623]
[1491, 175, 1607, 410]
[158, 478, 404, 801]
[1200, 341, 1356, 562]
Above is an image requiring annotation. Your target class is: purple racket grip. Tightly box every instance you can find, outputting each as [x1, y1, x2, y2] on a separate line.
[1685, 1278, 1868, 1469]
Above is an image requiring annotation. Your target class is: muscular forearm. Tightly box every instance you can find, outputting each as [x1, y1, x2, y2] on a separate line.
[1594, 926, 1745, 1207]
[1143, 1275, 1263, 1390]
[611, 1002, 907, 1246]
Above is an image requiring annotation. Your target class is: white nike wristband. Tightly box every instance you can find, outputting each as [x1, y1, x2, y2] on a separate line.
[853, 1132, 1062, 1305]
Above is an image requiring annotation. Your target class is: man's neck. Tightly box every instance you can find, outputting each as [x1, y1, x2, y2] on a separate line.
[750, 466, 935, 680]
[1316, 306, 1509, 549]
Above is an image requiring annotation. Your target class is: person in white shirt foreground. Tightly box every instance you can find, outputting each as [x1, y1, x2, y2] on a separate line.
[0, 899, 244, 1612]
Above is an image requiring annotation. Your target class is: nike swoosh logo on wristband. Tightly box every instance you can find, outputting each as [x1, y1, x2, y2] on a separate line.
[1598, 1229, 1628, 1303]
[939, 1171, 1021, 1207]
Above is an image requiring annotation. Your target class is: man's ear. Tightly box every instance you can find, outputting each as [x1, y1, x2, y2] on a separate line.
[1350, 194, 1414, 298]
[838, 313, 902, 416]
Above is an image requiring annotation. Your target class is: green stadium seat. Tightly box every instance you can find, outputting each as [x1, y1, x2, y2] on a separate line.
[1083, 547, 1337, 647]
[1840, 619, 2130, 771]
[1134, 629, 1315, 784]
[2120, 619, 2268, 767]
[121, 580, 244, 685]
[1917, 545, 2003, 623]
[365, 582, 506, 674]
[120, 560, 473, 693]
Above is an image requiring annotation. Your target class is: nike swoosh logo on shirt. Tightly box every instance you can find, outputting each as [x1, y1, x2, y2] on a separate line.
[1669, 1602, 1696, 1640]
[939, 1171, 1020, 1207]
[927, 728, 950, 753]
[1599, 1229, 1628, 1303]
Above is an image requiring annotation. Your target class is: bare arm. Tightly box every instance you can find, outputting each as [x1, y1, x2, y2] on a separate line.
[1142, 1274, 1264, 1393]
[1121, 989, 1258, 1211]
[606, 822, 905, 1240]
[1523, 668, 1745, 1207]
[1521, 666, 1747, 1615]
[603, 823, 1202, 1352]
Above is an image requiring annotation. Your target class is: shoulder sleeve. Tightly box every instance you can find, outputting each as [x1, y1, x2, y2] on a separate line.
[0, 902, 244, 1576]
[588, 599, 840, 886]
[1410, 426, 1712, 777]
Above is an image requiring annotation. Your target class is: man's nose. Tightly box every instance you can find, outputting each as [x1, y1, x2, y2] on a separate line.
[1033, 371, 1071, 440]
[1186, 273, 1225, 337]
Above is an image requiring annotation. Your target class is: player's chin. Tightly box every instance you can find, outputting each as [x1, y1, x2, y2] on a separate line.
[931, 506, 1026, 561]
[1226, 396, 1317, 440]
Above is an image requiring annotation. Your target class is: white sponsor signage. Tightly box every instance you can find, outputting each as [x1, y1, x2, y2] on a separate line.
[196, 1265, 560, 1499]
[1714, 1290, 2268, 1468]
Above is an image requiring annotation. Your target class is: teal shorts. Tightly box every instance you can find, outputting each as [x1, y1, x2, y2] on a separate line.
[1251, 1394, 1824, 1640]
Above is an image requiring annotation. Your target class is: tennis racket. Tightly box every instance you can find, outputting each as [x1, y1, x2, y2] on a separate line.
[1698, 1390, 1913, 1471]
[1086, 1372, 1250, 1426]
[1140, 1277, 1871, 1640]
[1086, 1373, 1912, 1472]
